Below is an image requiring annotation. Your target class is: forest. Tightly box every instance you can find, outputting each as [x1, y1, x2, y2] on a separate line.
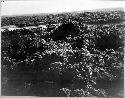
[1, 9, 124, 97]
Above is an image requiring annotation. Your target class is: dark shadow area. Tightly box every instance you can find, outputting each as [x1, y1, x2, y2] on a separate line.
[95, 33, 123, 51]
[51, 22, 80, 41]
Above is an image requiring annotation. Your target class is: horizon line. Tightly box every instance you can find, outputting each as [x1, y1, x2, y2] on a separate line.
[1, 7, 124, 17]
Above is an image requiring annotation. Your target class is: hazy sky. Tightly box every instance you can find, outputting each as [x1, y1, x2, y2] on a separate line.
[1, 0, 125, 16]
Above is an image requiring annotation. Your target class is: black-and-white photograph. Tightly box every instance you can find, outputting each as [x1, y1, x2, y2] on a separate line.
[1, 0, 125, 97]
